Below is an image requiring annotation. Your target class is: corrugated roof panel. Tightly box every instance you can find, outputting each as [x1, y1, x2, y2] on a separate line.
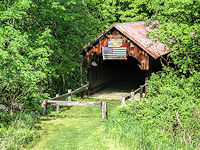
[73, 21, 170, 59]
[114, 21, 169, 59]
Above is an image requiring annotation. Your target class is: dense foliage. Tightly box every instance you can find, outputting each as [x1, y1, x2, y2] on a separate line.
[0, 111, 39, 149]
[0, 0, 199, 149]
[0, 0, 99, 112]
[0, 1, 99, 148]
[114, 72, 200, 148]
[107, 113, 195, 149]
[92, 0, 200, 148]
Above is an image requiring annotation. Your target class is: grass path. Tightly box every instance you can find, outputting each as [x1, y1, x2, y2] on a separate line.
[27, 99, 120, 150]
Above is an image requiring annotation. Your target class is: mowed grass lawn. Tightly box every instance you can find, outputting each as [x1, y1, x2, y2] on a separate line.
[27, 99, 121, 150]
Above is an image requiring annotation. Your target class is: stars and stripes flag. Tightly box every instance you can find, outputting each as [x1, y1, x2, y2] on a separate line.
[102, 46, 127, 60]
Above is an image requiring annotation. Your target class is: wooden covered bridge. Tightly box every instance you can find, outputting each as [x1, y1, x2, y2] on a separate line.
[73, 21, 169, 99]
[42, 21, 170, 116]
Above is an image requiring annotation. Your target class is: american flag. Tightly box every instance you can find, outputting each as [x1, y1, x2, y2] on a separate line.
[102, 46, 127, 60]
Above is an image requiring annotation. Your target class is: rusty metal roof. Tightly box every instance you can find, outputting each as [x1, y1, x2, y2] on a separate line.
[73, 21, 169, 59]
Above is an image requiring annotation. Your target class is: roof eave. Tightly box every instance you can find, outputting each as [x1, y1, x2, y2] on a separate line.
[72, 26, 115, 56]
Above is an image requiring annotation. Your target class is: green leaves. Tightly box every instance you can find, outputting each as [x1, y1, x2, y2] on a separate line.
[86, 0, 200, 148]
[0, 0, 100, 111]
[130, 72, 200, 147]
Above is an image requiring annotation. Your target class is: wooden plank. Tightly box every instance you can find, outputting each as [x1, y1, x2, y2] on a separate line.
[131, 91, 134, 101]
[140, 85, 143, 98]
[56, 104, 60, 113]
[72, 83, 90, 95]
[127, 45, 149, 70]
[44, 100, 107, 119]
[50, 83, 90, 100]
[42, 100, 47, 115]
[121, 96, 127, 107]
[145, 82, 148, 98]
[47, 100, 101, 107]
[102, 102, 107, 119]
[80, 64, 83, 85]
[68, 89, 72, 101]
[99, 40, 102, 54]
[133, 87, 140, 93]
[104, 37, 108, 46]
[56, 94, 60, 112]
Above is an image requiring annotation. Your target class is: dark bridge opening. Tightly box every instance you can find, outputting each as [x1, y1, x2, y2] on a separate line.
[88, 56, 146, 99]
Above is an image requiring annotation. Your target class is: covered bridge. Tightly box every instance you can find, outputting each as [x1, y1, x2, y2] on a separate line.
[73, 21, 169, 98]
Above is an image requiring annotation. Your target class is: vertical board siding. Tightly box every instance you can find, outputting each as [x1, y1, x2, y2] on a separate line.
[83, 29, 149, 70]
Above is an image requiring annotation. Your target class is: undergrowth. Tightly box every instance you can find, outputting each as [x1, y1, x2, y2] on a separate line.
[106, 72, 200, 149]
[0, 111, 39, 150]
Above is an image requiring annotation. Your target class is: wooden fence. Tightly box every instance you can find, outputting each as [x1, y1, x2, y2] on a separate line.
[49, 83, 90, 100]
[120, 83, 149, 107]
[41, 83, 107, 119]
[42, 100, 107, 119]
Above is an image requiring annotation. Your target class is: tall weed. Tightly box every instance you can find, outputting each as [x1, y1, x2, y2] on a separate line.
[0, 111, 39, 150]
[107, 72, 200, 149]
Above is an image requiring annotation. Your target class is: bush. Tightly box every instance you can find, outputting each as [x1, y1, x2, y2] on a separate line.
[146, 72, 200, 147]
[106, 113, 187, 150]
[106, 72, 200, 149]
[0, 111, 39, 150]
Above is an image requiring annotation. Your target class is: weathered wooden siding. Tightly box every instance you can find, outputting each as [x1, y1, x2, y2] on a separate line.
[83, 29, 149, 70]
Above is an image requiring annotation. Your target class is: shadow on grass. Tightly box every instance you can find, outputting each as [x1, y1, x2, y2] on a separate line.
[40, 107, 99, 122]
[39, 98, 119, 122]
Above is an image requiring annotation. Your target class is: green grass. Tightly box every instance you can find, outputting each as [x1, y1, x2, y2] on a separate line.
[27, 99, 121, 150]
[0, 111, 39, 150]
[25, 98, 197, 150]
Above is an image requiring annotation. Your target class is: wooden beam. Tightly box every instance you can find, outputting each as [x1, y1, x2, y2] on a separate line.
[102, 102, 107, 119]
[68, 89, 72, 101]
[46, 100, 101, 107]
[50, 83, 90, 100]
[56, 94, 60, 112]
[80, 64, 83, 85]
[121, 96, 127, 107]
[56, 104, 60, 113]
[140, 85, 143, 98]
[42, 100, 47, 115]
[42, 100, 107, 119]
[131, 91, 134, 101]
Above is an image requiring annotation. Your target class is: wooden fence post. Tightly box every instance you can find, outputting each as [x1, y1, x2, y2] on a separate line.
[42, 100, 47, 115]
[80, 64, 83, 86]
[145, 84, 148, 98]
[140, 85, 143, 98]
[55, 94, 60, 112]
[121, 96, 127, 107]
[56, 105, 60, 113]
[131, 91, 134, 101]
[102, 102, 107, 119]
[68, 89, 72, 101]
[81, 92, 84, 99]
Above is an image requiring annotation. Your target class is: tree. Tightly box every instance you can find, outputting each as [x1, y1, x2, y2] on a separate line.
[0, 0, 100, 112]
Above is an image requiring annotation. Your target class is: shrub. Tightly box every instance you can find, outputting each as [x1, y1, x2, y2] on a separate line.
[113, 72, 200, 149]
[106, 71, 200, 149]
[106, 113, 190, 149]
[0, 111, 39, 150]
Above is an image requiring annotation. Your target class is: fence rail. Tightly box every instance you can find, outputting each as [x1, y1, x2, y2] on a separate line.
[42, 100, 107, 119]
[41, 82, 107, 119]
[120, 83, 149, 107]
[50, 83, 90, 100]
